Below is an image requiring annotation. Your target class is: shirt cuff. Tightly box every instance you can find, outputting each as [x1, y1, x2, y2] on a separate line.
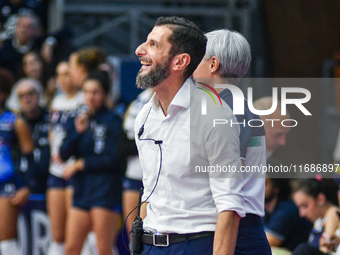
[214, 194, 246, 218]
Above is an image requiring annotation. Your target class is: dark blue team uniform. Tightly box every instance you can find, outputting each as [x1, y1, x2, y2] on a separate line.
[20, 108, 50, 194]
[60, 106, 123, 211]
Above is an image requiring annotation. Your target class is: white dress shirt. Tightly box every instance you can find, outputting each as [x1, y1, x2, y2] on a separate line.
[135, 78, 245, 234]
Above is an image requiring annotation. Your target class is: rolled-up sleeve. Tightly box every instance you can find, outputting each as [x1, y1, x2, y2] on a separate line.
[205, 106, 245, 217]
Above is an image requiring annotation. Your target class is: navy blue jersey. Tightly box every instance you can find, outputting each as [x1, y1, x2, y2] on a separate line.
[60, 106, 123, 174]
[262, 199, 312, 251]
[60, 106, 123, 210]
[21, 108, 50, 194]
[219, 88, 265, 159]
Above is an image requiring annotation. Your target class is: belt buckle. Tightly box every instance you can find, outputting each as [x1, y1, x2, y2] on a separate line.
[153, 233, 169, 247]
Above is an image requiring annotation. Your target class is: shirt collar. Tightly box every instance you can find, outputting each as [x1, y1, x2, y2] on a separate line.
[169, 78, 192, 110]
[150, 77, 193, 114]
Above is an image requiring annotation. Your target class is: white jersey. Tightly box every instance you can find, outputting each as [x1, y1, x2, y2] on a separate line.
[49, 92, 84, 177]
[51, 92, 84, 111]
[123, 89, 153, 180]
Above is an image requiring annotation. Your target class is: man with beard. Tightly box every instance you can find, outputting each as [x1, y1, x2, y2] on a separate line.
[134, 16, 244, 255]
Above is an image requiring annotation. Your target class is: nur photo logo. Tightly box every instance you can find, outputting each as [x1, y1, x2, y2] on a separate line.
[196, 82, 222, 115]
[197, 81, 312, 128]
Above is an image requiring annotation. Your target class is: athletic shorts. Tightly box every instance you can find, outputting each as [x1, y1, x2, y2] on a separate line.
[47, 174, 73, 189]
[123, 177, 143, 192]
[72, 172, 122, 212]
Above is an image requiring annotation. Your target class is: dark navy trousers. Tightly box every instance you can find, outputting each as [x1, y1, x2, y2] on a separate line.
[235, 224, 272, 255]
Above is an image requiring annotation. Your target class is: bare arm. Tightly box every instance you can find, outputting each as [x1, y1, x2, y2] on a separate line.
[141, 202, 148, 220]
[213, 210, 240, 255]
[11, 187, 30, 206]
[320, 207, 340, 253]
[323, 207, 340, 238]
[265, 233, 282, 247]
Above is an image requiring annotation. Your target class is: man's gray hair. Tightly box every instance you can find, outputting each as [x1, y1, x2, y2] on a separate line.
[204, 29, 251, 80]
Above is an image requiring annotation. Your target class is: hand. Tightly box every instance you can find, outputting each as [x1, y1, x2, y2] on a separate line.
[62, 159, 84, 180]
[320, 233, 340, 253]
[75, 114, 89, 133]
[52, 153, 63, 164]
[62, 163, 78, 180]
[11, 187, 30, 206]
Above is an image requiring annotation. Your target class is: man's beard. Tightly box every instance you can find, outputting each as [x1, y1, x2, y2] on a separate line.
[136, 58, 171, 89]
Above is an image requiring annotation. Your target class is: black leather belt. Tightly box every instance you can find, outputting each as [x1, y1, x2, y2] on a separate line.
[142, 231, 214, 247]
[239, 213, 261, 226]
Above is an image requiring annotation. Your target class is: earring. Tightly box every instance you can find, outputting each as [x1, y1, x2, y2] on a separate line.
[211, 70, 214, 73]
